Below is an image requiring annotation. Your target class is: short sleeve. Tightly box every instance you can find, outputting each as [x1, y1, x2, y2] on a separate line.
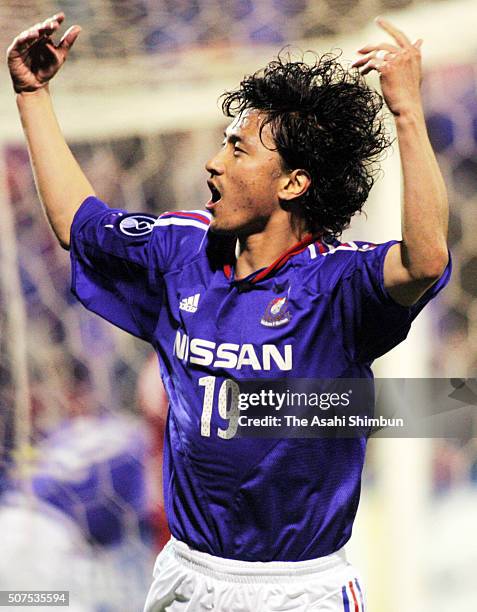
[334, 240, 452, 363]
[69, 196, 164, 342]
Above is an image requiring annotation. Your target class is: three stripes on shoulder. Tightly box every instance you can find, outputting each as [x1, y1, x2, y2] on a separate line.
[155, 210, 211, 231]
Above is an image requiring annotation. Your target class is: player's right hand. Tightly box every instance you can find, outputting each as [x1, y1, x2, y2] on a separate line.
[6, 12, 81, 94]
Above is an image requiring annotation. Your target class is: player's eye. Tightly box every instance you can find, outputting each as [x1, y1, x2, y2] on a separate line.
[221, 139, 244, 155]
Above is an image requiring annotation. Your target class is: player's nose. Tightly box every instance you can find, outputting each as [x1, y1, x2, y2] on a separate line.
[205, 151, 224, 176]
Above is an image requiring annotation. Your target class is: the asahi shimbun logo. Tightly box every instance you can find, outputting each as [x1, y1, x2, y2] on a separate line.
[261, 296, 292, 327]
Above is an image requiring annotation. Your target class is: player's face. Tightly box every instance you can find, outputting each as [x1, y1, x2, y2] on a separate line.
[205, 110, 288, 235]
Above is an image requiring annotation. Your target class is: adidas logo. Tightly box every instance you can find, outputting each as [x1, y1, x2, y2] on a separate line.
[179, 293, 200, 313]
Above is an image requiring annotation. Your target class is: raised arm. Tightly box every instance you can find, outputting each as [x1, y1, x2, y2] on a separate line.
[7, 12, 93, 249]
[353, 18, 449, 306]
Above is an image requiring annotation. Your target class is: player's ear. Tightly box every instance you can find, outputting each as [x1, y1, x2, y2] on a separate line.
[278, 169, 311, 202]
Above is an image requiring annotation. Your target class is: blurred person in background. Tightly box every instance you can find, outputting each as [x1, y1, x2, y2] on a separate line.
[0, 412, 155, 611]
[0, 492, 93, 612]
[136, 352, 171, 551]
[6, 11, 449, 612]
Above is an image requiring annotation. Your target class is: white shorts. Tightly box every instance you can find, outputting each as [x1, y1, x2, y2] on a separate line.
[143, 537, 366, 611]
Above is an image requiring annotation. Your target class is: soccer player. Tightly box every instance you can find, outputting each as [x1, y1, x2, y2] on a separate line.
[7, 13, 450, 611]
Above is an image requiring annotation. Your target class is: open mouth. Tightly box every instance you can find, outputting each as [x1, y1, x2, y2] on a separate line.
[206, 181, 222, 208]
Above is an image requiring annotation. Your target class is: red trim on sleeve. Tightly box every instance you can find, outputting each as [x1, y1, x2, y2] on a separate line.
[161, 211, 210, 224]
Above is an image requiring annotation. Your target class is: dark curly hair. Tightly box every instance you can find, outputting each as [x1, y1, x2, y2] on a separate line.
[220, 52, 391, 237]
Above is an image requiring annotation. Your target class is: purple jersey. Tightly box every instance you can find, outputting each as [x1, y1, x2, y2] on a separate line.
[70, 196, 451, 561]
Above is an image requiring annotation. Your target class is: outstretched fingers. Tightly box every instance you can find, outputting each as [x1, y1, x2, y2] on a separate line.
[357, 42, 399, 55]
[359, 60, 385, 76]
[58, 26, 82, 53]
[37, 13, 66, 43]
[353, 17, 424, 116]
[352, 17, 422, 76]
[7, 12, 81, 93]
[12, 13, 65, 55]
[375, 16, 411, 48]
[352, 44, 398, 69]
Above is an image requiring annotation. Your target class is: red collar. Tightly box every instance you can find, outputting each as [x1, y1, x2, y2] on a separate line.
[223, 234, 320, 284]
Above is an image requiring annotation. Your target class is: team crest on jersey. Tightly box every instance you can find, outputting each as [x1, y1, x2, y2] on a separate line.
[261, 296, 292, 327]
[118, 214, 157, 236]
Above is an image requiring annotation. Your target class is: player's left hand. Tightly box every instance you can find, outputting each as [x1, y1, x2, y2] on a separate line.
[352, 17, 423, 117]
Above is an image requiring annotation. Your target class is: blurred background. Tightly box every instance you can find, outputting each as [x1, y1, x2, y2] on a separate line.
[0, 0, 476, 610]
